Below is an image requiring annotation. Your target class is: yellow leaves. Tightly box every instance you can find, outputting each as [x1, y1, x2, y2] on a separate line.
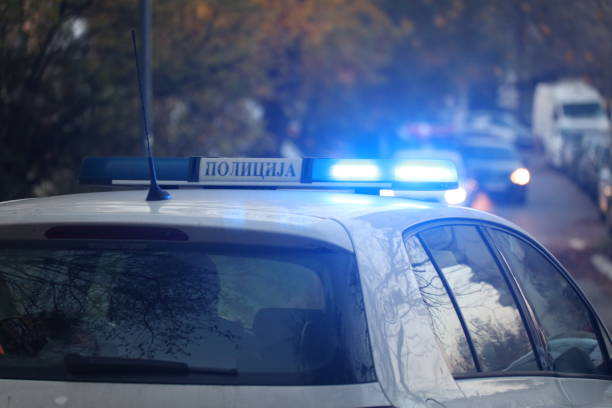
[448, 0, 464, 20]
[195, 3, 213, 20]
[434, 14, 446, 28]
[256, 0, 335, 46]
[539, 23, 551, 36]
[22, 20, 32, 33]
[521, 2, 531, 13]
[400, 18, 415, 35]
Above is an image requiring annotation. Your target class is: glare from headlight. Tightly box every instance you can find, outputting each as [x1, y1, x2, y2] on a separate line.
[510, 168, 530, 185]
[444, 187, 467, 205]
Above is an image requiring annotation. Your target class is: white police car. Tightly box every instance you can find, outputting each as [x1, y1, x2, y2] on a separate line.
[0, 157, 610, 408]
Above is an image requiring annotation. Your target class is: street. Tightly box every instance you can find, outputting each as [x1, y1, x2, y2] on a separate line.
[481, 152, 612, 330]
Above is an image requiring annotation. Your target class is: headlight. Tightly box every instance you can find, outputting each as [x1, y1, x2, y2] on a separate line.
[444, 187, 467, 205]
[510, 168, 530, 185]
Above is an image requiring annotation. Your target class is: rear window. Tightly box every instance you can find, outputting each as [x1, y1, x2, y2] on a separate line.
[0, 240, 374, 385]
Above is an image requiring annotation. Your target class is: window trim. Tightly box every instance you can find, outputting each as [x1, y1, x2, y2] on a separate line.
[477, 225, 544, 371]
[482, 227, 554, 370]
[403, 217, 612, 381]
[455, 370, 612, 381]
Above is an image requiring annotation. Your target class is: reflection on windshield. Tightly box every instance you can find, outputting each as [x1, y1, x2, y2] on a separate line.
[407, 236, 476, 375]
[419, 226, 537, 373]
[0, 242, 374, 385]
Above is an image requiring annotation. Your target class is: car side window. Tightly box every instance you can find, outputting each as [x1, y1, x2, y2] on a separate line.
[490, 229, 608, 376]
[405, 236, 477, 374]
[418, 225, 538, 373]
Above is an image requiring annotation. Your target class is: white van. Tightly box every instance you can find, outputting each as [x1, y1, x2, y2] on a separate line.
[532, 80, 610, 167]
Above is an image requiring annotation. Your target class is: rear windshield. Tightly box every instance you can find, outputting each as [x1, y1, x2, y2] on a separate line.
[0, 241, 374, 385]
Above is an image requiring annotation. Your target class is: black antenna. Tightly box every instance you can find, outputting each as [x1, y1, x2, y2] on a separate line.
[131, 29, 171, 201]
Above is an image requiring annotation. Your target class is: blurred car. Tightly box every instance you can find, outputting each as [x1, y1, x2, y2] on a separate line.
[392, 147, 476, 205]
[598, 159, 612, 230]
[464, 110, 534, 148]
[1, 155, 612, 407]
[575, 132, 610, 198]
[558, 130, 585, 176]
[460, 138, 530, 205]
[596, 143, 612, 226]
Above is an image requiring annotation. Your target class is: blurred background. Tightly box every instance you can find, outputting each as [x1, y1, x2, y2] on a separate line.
[2, 1, 612, 325]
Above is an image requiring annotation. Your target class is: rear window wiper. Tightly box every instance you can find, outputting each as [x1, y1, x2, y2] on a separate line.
[64, 353, 238, 376]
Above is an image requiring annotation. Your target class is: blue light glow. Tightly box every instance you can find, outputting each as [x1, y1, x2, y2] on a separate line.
[379, 189, 395, 197]
[394, 160, 458, 183]
[330, 162, 381, 181]
[444, 187, 467, 205]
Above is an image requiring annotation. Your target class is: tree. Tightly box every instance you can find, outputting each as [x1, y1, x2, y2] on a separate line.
[0, 0, 146, 200]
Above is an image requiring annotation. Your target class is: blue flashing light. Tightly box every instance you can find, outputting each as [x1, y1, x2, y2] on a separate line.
[330, 161, 381, 181]
[394, 160, 458, 183]
[79, 157, 198, 185]
[311, 159, 381, 183]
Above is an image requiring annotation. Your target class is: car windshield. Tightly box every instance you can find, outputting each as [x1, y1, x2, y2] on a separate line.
[461, 146, 517, 161]
[0, 241, 374, 385]
[562, 103, 604, 118]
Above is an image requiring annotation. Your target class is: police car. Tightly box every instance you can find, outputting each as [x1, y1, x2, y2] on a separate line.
[0, 156, 610, 408]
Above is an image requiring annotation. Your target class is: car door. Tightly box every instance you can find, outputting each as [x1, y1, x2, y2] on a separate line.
[404, 222, 580, 407]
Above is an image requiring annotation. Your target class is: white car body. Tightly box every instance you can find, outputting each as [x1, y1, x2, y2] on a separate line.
[0, 189, 610, 408]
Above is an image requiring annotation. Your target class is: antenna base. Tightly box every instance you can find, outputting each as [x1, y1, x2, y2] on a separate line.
[146, 186, 172, 201]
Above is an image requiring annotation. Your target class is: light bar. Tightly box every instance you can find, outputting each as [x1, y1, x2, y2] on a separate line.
[80, 157, 458, 191]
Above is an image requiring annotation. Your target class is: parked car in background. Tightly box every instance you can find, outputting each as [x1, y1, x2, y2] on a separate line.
[575, 132, 610, 197]
[464, 110, 534, 148]
[460, 138, 530, 205]
[597, 151, 612, 229]
[558, 130, 585, 175]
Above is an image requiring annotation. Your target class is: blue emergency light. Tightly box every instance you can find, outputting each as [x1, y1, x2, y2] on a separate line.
[79, 157, 458, 191]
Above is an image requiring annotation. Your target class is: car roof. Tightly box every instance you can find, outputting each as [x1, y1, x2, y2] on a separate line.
[0, 189, 519, 235]
[552, 80, 602, 102]
[461, 137, 516, 150]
